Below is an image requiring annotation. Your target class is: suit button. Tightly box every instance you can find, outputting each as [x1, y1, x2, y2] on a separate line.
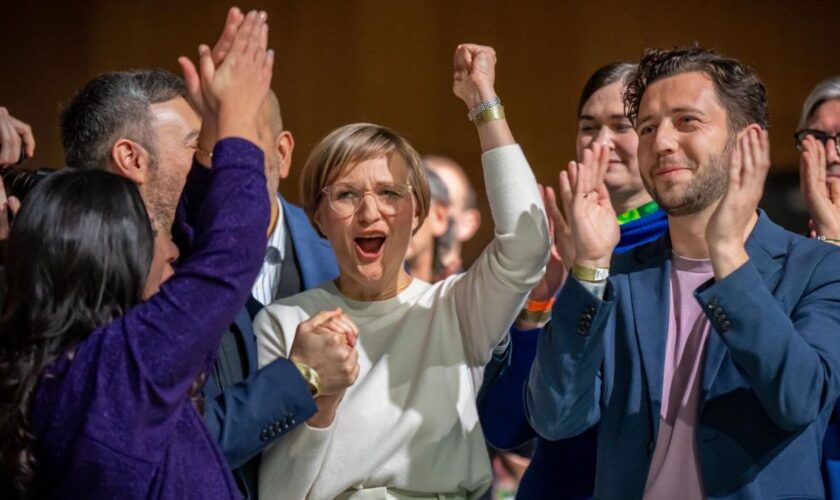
[269, 428, 277, 438]
[260, 429, 269, 441]
[720, 319, 732, 331]
[290, 418, 296, 425]
[585, 305, 596, 314]
[707, 298, 720, 309]
[582, 313, 593, 321]
[714, 307, 724, 316]
[282, 423, 290, 430]
[577, 325, 589, 337]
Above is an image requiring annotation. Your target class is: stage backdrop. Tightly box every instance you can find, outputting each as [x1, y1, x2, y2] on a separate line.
[2, 0, 837, 262]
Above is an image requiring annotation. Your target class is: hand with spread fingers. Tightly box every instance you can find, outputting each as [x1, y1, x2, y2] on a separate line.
[559, 142, 620, 270]
[177, 9, 273, 147]
[0, 107, 34, 167]
[706, 128, 771, 278]
[800, 134, 840, 245]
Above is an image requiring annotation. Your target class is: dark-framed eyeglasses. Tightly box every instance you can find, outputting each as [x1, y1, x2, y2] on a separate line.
[794, 129, 840, 155]
[321, 182, 413, 217]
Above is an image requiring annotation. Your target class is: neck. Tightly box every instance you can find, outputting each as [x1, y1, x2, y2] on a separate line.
[267, 195, 279, 237]
[336, 268, 414, 301]
[405, 249, 434, 283]
[611, 189, 655, 216]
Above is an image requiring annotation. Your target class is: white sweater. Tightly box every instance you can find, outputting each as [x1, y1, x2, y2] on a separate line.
[254, 144, 549, 500]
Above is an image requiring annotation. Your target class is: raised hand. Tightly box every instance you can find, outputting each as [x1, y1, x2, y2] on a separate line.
[559, 143, 619, 269]
[288, 308, 360, 397]
[800, 134, 840, 244]
[178, 7, 245, 120]
[452, 43, 497, 110]
[706, 128, 770, 278]
[0, 108, 34, 167]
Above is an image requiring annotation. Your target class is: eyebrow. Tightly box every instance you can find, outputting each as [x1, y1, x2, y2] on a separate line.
[637, 106, 706, 126]
[579, 113, 630, 121]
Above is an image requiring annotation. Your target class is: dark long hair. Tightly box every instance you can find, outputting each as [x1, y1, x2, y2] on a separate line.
[0, 169, 154, 491]
[577, 62, 637, 118]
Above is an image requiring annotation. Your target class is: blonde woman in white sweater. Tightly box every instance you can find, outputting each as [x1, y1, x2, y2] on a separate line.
[254, 43, 550, 499]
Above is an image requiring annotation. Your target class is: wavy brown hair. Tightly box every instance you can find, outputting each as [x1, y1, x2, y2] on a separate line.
[623, 46, 768, 133]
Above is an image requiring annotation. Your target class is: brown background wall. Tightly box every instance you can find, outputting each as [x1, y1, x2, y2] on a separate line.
[1, 1, 838, 262]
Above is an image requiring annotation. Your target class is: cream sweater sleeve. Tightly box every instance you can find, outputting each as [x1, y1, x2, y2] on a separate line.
[449, 144, 550, 368]
[253, 305, 335, 500]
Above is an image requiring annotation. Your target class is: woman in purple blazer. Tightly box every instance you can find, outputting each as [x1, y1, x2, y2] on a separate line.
[0, 9, 273, 498]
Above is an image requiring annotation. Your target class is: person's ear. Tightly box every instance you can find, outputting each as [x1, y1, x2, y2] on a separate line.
[735, 123, 764, 142]
[111, 138, 152, 185]
[313, 205, 327, 237]
[456, 208, 482, 242]
[429, 203, 449, 237]
[277, 130, 295, 180]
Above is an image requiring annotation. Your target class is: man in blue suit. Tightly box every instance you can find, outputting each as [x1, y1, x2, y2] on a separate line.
[527, 47, 840, 499]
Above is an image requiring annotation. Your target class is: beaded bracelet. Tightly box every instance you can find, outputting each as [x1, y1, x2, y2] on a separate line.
[467, 96, 502, 121]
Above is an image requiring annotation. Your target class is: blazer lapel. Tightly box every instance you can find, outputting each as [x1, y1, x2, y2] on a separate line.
[628, 238, 672, 437]
[281, 197, 339, 289]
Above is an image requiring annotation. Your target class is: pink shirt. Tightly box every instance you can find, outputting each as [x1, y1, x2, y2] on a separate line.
[643, 252, 714, 500]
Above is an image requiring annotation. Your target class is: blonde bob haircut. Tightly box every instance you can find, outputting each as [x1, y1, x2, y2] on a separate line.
[300, 123, 431, 234]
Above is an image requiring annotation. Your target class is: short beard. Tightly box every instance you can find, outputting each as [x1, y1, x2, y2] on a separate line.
[645, 139, 733, 217]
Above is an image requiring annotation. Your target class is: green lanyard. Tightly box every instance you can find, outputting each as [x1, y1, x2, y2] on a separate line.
[616, 200, 660, 225]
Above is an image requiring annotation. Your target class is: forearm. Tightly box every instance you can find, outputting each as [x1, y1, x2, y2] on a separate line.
[128, 138, 269, 391]
[526, 277, 611, 440]
[696, 257, 840, 430]
[203, 357, 317, 469]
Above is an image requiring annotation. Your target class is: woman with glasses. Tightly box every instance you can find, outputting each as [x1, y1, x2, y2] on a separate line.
[254, 43, 550, 499]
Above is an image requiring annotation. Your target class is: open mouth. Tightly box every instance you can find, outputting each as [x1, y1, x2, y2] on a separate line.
[355, 234, 386, 260]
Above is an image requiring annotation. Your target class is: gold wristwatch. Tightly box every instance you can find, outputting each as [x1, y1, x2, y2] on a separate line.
[293, 361, 321, 397]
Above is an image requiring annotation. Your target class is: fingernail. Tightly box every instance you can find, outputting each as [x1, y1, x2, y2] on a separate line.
[259, 10, 267, 20]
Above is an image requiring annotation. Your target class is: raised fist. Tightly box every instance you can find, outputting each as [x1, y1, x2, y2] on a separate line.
[452, 44, 498, 110]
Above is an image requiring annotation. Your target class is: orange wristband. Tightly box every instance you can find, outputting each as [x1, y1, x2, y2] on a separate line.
[526, 297, 555, 313]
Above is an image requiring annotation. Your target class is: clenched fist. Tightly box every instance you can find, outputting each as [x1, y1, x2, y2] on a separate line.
[453, 44, 498, 110]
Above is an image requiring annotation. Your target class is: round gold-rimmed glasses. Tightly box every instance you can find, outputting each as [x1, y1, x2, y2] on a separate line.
[321, 183, 413, 217]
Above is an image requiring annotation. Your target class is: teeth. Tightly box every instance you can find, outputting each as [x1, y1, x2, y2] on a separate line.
[358, 234, 385, 238]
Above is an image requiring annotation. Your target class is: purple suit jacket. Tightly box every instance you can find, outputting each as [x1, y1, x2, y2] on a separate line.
[31, 138, 268, 499]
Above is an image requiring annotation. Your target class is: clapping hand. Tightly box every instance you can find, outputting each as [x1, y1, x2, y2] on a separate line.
[557, 142, 619, 270]
[799, 134, 840, 244]
[706, 128, 770, 278]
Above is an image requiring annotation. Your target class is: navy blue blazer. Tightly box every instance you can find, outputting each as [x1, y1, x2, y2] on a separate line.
[202, 196, 339, 469]
[527, 212, 840, 499]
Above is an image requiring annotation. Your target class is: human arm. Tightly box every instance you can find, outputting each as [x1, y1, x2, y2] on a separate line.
[203, 355, 317, 469]
[525, 276, 614, 440]
[799, 134, 840, 245]
[449, 44, 551, 366]
[694, 247, 840, 431]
